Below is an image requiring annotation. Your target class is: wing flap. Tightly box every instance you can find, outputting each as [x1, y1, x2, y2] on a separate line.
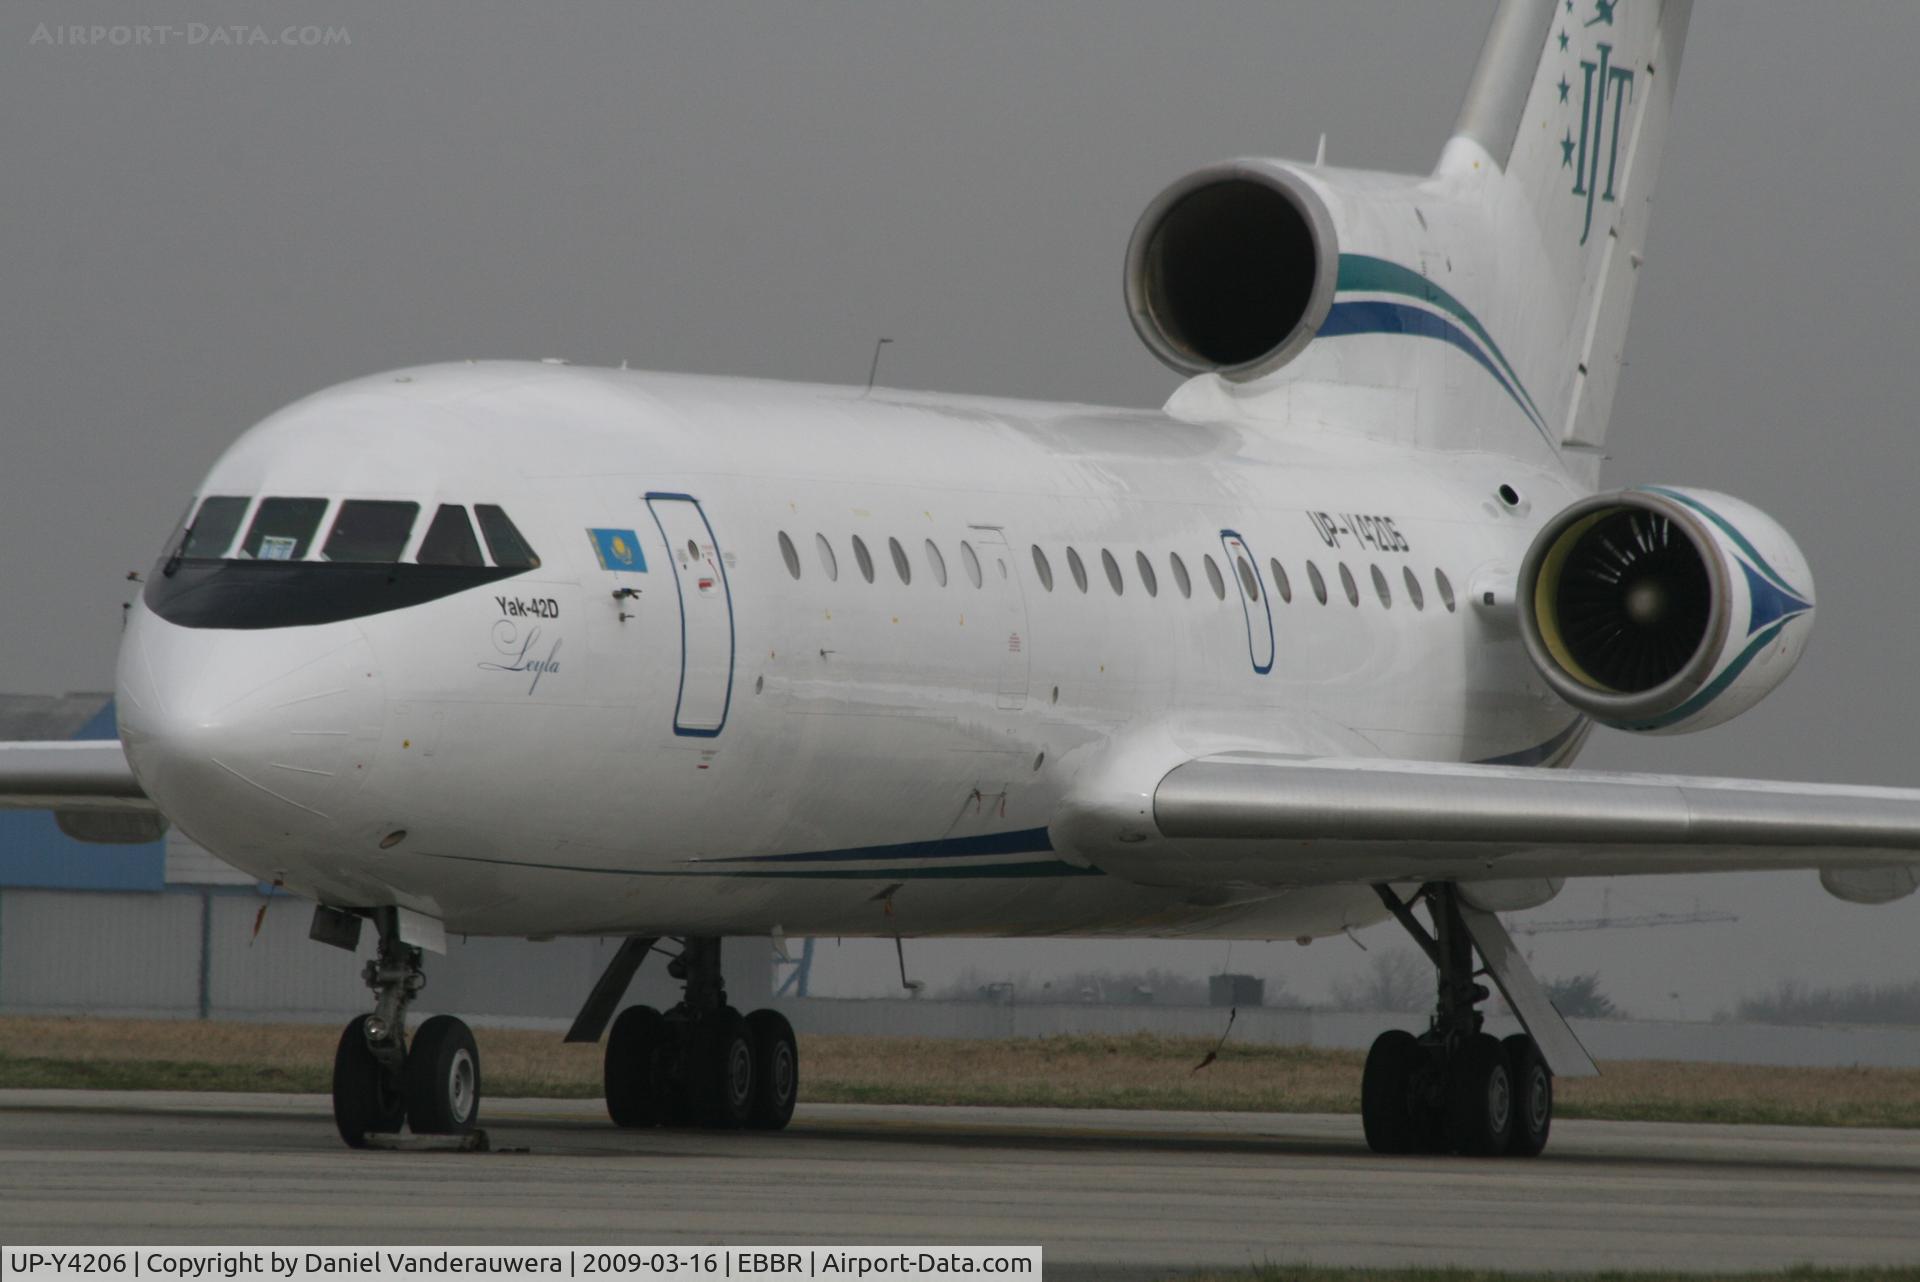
[1092, 754, 1920, 887]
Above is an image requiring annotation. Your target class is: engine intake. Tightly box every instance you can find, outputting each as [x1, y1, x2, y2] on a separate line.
[1518, 487, 1815, 734]
[1124, 160, 1338, 382]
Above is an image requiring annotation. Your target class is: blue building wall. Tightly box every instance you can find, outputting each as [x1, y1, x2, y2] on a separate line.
[0, 697, 166, 892]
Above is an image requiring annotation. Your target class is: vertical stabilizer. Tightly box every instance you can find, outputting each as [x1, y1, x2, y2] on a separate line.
[1441, 0, 1692, 452]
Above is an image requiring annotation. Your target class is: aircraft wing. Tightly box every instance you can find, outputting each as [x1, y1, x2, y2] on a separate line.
[0, 739, 165, 843]
[1070, 754, 1920, 902]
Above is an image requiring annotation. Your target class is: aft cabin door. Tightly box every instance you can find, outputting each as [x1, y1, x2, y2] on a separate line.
[1220, 529, 1275, 675]
[647, 494, 735, 736]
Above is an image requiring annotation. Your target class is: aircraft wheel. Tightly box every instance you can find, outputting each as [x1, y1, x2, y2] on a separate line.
[606, 1005, 667, 1128]
[696, 1008, 756, 1129]
[331, 1014, 406, 1149]
[745, 1008, 799, 1131]
[1360, 1029, 1422, 1154]
[1503, 1033, 1553, 1157]
[406, 1014, 481, 1135]
[1446, 1032, 1514, 1156]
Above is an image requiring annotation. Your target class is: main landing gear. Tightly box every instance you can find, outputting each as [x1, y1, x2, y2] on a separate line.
[1359, 883, 1558, 1158]
[323, 907, 481, 1149]
[600, 937, 799, 1131]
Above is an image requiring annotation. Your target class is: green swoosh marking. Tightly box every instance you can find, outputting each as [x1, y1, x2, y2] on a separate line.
[1336, 254, 1546, 427]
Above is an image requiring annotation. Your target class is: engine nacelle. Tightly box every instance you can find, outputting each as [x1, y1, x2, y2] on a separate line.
[1518, 487, 1815, 734]
[1124, 159, 1338, 383]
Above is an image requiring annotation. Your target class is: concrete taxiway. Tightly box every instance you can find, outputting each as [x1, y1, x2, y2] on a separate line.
[1, 1091, 1917, 1279]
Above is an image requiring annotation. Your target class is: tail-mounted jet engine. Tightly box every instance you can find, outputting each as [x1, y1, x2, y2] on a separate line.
[1124, 159, 1338, 382]
[1517, 487, 1815, 735]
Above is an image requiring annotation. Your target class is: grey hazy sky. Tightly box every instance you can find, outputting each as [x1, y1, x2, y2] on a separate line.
[3, 2, 1916, 1014]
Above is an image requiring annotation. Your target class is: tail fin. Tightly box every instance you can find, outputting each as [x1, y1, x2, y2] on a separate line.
[1441, 0, 1693, 452]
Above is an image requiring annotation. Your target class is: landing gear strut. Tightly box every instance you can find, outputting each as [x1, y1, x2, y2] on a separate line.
[602, 936, 799, 1131]
[326, 907, 481, 1149]
[1360, 883, 1550, 1158]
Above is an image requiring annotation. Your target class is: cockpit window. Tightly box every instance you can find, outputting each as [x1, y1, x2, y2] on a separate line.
[181, 496, 249, 558]
[240, 497, 329, 561]
[473, 504, 540, 569]
[321, 500, 419, 563]
[414, 504, 485, 567]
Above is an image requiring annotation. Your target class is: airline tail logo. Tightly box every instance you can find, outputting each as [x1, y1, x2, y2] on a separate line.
[1557, 1, 1638, 245]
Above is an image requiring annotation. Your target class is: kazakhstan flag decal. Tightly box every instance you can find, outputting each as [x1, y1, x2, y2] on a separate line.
[588, 527, 647, 572]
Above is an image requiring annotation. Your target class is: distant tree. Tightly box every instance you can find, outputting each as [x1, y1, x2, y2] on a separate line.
[1734, 979, 1920, 1026]
[928, 966, 1290, 1007]
[1329, 951, 1428, 1012]
[1544, 972, 1619, 1019]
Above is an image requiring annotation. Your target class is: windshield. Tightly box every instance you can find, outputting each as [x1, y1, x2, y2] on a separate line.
[322, 500, 419, 562]
[240, 497, 329, 560]
[180, 496, 249, 558]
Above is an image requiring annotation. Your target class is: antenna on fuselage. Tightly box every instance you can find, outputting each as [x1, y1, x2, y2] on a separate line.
[861, 336, 893, 398]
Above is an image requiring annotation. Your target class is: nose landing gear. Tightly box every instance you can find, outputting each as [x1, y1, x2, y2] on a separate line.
[321, 907, 481, 1149]
[601, 936, 800, 1132]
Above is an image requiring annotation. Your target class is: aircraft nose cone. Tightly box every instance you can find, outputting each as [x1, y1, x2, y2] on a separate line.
[116, 604, 383, 847]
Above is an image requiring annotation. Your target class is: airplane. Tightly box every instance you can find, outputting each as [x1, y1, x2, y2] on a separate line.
[5, 0, 1918, 1158]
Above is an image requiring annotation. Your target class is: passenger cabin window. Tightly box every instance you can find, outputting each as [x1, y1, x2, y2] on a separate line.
[1031, 546, 1054, 592]
[415, 505, 484, 567]
[1066, 547, 1089, 593]
[1371, 564, 1392, 608]
[1135, 551, 1158, 597]
[815, 533, 839, 581]
[1270, 558, 1292, 603]
[1203, 554, 1227, 600]
[1435, 568, 1457, 613]
[1339, 562, 1360, 606]
[925, 540, 948, 586]
[1169, 552, 1192, 599]
[474, 505, 540, 569]
[851, 534, 876, 583]
[182, 496, 248, 558]
[1403, 566, 1426, 611]
[241, 497, 328, 561]
[1101, 549, 1124, 595]
[778, 531, 802, 580]
[888, 537, 912, 584]
[1235, 555, 1260, 602]
[1307, 560, 1328, 605]
[960, 540, 983, 588]
[323, 500, 419, 563]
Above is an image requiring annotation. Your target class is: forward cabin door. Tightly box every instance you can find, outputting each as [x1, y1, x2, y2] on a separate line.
[647, 493, 735, 737]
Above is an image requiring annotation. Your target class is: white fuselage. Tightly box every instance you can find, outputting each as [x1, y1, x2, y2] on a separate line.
[115, 360, 1586, 942]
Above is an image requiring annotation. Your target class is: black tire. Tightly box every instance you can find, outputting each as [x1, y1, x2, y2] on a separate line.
[1503, 1033, 1552, 1158]
[605, 1005, 667, 1128]
[696, 1008, 756, 1129]
[656, 1016, 699, 1127]
[332, 1014, 406, 1149]
[746, 1008, 799, 1131]
[406, 1014, 481, 1135]
[1360, 1029, 1422, 1154]
[1446, 1032, 1514, 1156]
